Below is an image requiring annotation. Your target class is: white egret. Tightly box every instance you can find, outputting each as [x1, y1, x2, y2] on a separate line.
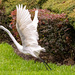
[0, 4, 52, 70]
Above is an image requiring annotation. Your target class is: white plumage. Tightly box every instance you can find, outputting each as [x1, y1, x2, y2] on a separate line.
[0, 4, 52, 70]
[0, 4, 45, 58]
[16, 4, 45, 57]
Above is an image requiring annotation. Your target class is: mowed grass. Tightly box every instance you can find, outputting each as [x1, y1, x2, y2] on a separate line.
[0, 43, 75, 75]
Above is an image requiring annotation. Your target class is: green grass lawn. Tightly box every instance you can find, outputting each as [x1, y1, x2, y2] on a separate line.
[0, 43, 75, 75]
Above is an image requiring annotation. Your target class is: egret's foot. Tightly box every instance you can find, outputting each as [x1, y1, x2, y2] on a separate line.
[39, 58, 52, 71]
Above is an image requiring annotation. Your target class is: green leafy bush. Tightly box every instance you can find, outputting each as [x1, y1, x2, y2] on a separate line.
[3, 0, 40, 15]
[42, 0, 75, 29]
[3, 0, 26, 14]
[9, 9, 75, 60]
[37, 0, 48, 8]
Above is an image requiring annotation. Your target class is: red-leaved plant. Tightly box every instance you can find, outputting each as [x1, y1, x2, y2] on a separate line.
[10, 9, 67, 43]
[10, 9, 74, 61]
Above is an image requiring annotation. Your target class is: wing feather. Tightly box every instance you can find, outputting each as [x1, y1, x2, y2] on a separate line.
[16, 4, 45, 56]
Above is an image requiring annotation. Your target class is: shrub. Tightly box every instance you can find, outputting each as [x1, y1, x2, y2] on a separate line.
[0, 5, 12, 43]
[3, 0, 40, 15]
[42, 0, 75, 29]
[37, 0, 48, 8]
[9, 9, 75, 60]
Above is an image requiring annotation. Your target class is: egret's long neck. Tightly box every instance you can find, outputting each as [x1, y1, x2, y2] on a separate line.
[0, 26, 23, 50]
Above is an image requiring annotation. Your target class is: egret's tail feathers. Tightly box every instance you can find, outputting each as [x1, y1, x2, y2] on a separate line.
[34, 47, 45, 57]
[24, 45, 45, 58]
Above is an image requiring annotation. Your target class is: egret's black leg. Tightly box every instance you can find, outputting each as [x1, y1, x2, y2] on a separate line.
[39, 58, 49, 70]
[44, 60, 52, 70]
[38, 58, 52, 71]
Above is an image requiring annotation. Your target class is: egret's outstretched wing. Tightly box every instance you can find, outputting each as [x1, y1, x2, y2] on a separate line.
[16, 4, 45, 57]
